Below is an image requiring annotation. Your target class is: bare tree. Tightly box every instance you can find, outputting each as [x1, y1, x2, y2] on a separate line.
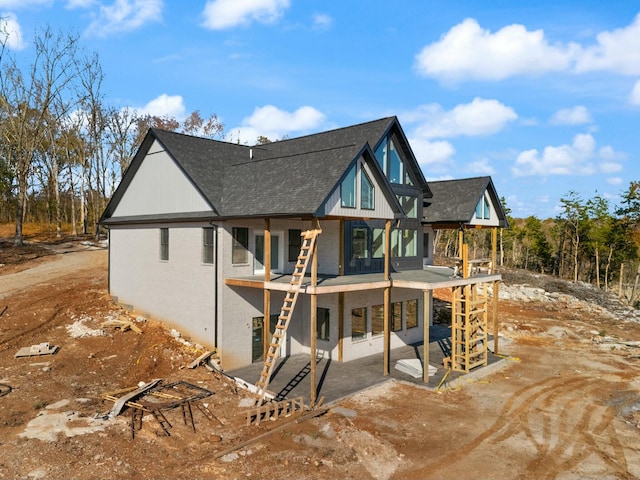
[0, 27, 80, 245]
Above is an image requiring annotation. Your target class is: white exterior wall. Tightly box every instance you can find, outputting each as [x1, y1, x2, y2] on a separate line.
[290, 289, 424, 362]
[217, 219, 330, 369]
[423, 225, 434, 267]
[113, 140, 212, 217]
[109, 224, 217, 346]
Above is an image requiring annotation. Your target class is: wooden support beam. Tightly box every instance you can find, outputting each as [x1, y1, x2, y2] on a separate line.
[310, 219, 319, 405]
[338, 292, 344, 363]
[383, 219, 391, 376]
[491, 227, 498, 274]
[423, 290, 431, 383]
[493, 280, 500, 355]
[263, 219, 271, 360]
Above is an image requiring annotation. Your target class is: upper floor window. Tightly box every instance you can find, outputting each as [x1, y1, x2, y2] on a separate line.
[361, 170, 374, 210]
[160, 228, 169, 261]
[202, 227, 214, 264]
[232, 227, 249, 264]
[476, 194, 490, 220]
[340, 164, 356, 208]
[397, 195, 418, 218]
[374, 136, 412, 185]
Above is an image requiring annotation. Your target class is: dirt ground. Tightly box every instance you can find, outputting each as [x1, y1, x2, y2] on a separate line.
[1, 234, 640, 480]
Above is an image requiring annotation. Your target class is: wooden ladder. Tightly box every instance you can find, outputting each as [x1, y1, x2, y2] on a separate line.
[255, 229, 321, 403]
[448, 283, 489, 372]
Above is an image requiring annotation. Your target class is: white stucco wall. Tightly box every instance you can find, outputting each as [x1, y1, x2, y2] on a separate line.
[109, 224, 217, 347]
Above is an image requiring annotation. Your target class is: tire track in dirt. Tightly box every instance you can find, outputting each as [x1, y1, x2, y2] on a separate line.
[414, 374, 635, 479]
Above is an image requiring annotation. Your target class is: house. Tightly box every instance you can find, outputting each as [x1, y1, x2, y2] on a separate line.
[99, 117, 508, 383]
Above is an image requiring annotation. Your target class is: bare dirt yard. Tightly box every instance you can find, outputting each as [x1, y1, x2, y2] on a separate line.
[1, 233, 640, 480]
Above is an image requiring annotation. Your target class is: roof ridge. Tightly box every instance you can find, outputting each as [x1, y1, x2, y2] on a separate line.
[253, 116, 396, 147]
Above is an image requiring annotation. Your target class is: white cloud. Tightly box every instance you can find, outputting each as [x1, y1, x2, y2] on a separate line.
[630, 80, 640, 105]
[232, 105, 325, 144]
[466, 158, 494, 175]
[136, 93, 186, 119]
[202, 0, 289, 30]
[408, 138, 455, 173]
[513, 133, 624, 177]
[415, 14, 640, 82]
[575, 13, 640, 75]
[66, 0, 96, 8]
[312, 13, 332, 30]
[607, 177, 623, 185]
[85, 0, 162, 37]
[408, 98, 517, 139]
[549, 106, 592, 125]
[414, 18, 575, 81]
[0, 13, 25, 50]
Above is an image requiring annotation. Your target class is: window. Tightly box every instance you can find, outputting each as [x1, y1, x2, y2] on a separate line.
[391, 228, 400, 257]
[475, 194, 491, 220]
[160, 228, 169, 261]
[403, 229, 417, 257]
[202, 227, 214, 264]
[372, 228, 385, 259]
[341, 164, 356, 208]
[396, 195, 418, 218]
[423, 232, 429, 259]
[406, 299, 418, 329]
[374, 135, 412, 186]
[392, 302, 402, 332]
[371, 304, 384, 336]
[288, 229, 302, 262]
[388, 139, 402, 184]
[361, 170, 374, 210]
[351, 307, 367, 340]
[317, 307, 330, 341]
[254, 233, 280, 272]
[232, 227, 249, 264]
[352, 227, 369, 259]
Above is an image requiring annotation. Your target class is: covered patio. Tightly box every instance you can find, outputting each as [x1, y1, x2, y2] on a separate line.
[226, 323, 505, 405]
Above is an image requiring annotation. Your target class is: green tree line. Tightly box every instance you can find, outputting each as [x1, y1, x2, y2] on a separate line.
[0, 26, 223, 245]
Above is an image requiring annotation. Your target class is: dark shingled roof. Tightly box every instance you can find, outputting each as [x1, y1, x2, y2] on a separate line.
[423, 176, 508, 227]
[102, 116, 430, 222]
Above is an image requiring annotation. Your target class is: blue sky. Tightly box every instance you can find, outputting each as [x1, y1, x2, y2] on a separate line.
[3, 0, 640, 219]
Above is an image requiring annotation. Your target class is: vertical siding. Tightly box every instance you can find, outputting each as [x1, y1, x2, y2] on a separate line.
[323, 158, 395, 219]
[113, 140, 212, 217]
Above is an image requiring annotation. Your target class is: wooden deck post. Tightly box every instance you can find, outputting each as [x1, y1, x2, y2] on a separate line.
[263, 219, 271, 360]
[493, 280, 500, 355]
[310, 219, 319, 405]
[338, 292, 344, 362]
[423, 289, 431, 383]
[491, 227, 497, 273]
[383, 219, 391, 376]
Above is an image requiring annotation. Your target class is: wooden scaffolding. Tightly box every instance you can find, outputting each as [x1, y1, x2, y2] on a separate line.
[446, 282, 489, 372]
